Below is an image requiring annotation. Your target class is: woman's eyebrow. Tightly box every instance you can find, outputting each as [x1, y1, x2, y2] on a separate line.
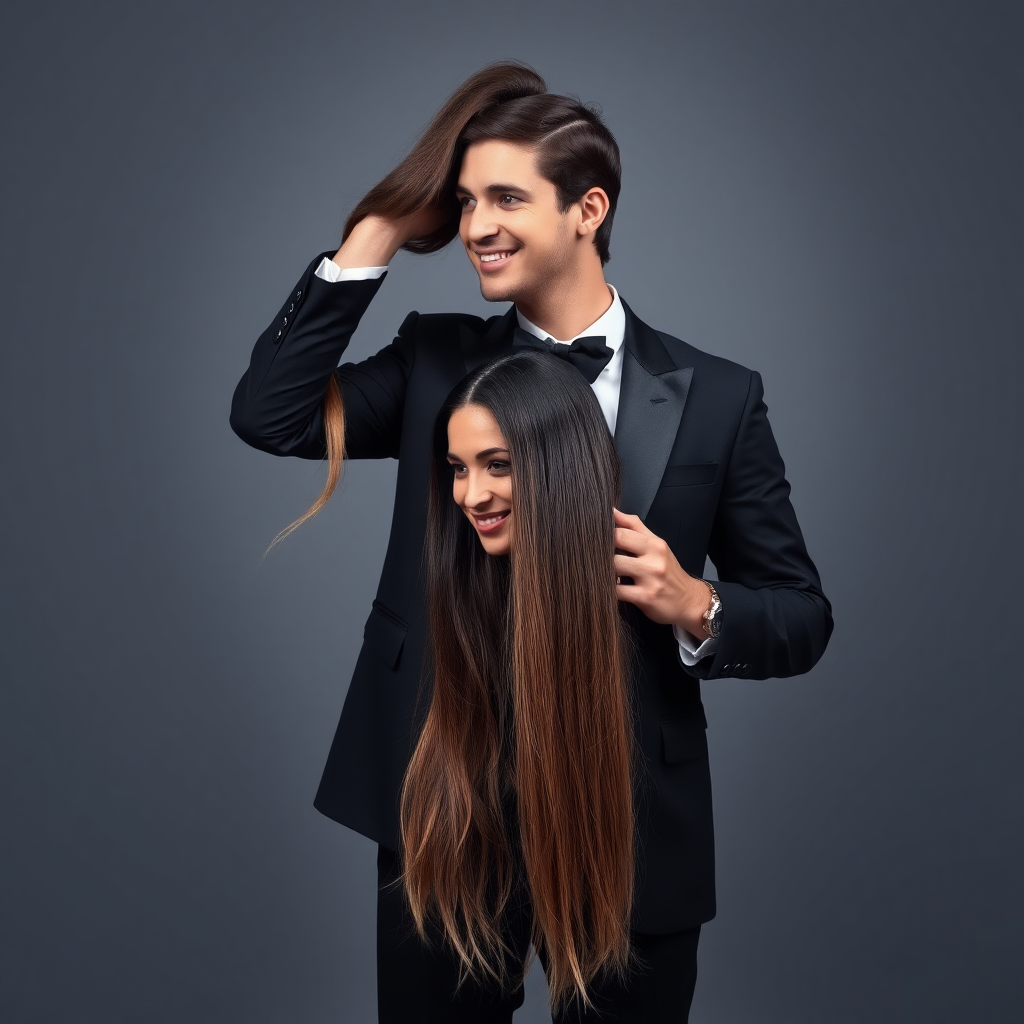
[445, 447, 509, 461]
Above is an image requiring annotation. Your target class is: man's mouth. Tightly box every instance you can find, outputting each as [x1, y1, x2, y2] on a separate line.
[472, 510, 511, 533]
[476, 248, 519, 270]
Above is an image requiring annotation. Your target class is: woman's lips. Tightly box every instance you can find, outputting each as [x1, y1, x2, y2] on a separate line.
[471, 510, 511, 533]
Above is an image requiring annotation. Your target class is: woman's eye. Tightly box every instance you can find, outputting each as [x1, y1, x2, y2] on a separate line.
[489, 460, 510, 472]
[459, 196, 474, 209]
[498, 195, 518, 206]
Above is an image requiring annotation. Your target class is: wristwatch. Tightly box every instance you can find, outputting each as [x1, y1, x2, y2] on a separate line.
[701, 581, 723, 639]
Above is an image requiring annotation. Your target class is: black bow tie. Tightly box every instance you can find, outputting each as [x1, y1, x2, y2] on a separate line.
[512, 327, 615, 384]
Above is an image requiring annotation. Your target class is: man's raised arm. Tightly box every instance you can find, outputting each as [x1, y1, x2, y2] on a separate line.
[229, 211, 445, 461]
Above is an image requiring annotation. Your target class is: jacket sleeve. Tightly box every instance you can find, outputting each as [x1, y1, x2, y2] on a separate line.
[229, 253, 418, 461]
[688, 370, 833, 680]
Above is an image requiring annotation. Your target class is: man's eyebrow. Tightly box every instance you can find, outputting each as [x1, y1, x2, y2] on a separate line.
[455, 183, 533, 199]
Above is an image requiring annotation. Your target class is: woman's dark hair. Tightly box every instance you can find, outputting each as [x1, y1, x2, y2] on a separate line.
[399, 352, 635, 1012]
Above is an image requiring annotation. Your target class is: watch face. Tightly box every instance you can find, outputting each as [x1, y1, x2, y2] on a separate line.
[707, 597, 722, 638]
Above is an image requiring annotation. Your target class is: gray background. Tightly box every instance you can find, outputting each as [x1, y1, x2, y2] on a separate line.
[2, 1, 1021, 1021]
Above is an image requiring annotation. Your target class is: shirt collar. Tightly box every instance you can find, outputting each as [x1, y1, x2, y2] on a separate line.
[515, 284, 625, 352]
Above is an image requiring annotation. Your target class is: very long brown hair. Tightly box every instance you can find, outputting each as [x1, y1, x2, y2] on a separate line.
[400, 352, 635, 1011]
[279, 60, 622, 541]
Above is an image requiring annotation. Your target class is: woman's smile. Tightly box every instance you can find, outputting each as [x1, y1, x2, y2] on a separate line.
[446, 403, 514, 556]
[471, 509, 511, 533]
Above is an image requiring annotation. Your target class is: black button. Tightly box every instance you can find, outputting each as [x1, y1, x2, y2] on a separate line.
[288, 303, 295, 312]
[282, 316, 288, 326]
[295, 289, 302, 299]
[276, 329, 282, 340]
[742, 663, 750, 672]
[721, 663, 731, 673]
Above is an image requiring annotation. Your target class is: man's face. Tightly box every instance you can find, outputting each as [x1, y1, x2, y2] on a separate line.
[457, 140, 577, 306]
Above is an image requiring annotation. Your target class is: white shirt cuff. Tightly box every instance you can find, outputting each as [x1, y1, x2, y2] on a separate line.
[673, 623, 719, 667]
[315, 257, 388, 283]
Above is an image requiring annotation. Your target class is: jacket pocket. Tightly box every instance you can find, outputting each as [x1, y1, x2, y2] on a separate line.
[660, 462, 718, 487]
[363, 600, 408, 670]
[660, 708, 709, 764]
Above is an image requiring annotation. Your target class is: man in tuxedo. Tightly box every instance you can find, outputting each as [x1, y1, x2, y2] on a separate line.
[231, 69, 831, 1023]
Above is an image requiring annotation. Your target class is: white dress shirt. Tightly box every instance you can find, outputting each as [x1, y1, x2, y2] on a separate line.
[314, 257, 718, 666]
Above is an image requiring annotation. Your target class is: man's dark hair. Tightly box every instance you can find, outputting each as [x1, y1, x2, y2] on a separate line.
[459, 94, 621, 264]
[344, 62, 622, 265]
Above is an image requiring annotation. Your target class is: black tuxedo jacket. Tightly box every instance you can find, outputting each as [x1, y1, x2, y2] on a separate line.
[231, 253, 833, 933]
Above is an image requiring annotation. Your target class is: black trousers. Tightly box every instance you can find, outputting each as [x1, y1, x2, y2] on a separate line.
[376, 845, 700, 1024]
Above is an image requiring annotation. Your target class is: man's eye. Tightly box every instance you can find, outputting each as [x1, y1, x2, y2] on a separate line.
[498, 195, 518, 206]
[459, 196, 474, 209]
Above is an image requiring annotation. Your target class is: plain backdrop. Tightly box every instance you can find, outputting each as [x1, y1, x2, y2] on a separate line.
[1, 2, 1021, 1022]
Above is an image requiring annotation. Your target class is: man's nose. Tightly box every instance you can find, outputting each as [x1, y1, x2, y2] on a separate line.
[467, 204, 500, 244]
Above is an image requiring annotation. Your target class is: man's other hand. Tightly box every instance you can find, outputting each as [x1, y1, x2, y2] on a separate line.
[613, 508, 711, 637]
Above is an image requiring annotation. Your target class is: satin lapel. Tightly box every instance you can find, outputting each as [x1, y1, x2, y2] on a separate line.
[614, 301, 694, 520]
[461, 306, 517, 374]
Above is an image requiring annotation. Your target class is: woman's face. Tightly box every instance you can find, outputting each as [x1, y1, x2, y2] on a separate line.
[446, 403, 513, 557]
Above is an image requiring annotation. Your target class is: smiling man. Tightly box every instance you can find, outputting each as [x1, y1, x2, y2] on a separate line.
[231, 61, 832, 1023]
[456, 139, 612, 337]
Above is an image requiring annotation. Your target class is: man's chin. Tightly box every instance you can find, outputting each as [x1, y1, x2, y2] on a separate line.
[477, 274, 522, 305]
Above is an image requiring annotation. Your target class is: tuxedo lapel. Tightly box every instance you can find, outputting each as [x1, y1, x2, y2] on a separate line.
[460, 306, 517, 374]
[615, 301, 693, 520]
[458, 300, 692, 520]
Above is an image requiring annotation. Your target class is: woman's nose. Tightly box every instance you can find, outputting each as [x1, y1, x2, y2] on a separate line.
[465, 473, 493, 508]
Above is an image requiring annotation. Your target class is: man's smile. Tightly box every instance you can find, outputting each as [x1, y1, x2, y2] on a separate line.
[473, 246, 520, 271]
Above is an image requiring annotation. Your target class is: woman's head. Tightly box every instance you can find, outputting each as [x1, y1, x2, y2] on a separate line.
[445, 403, 513, 557]
[435, 350, 621, 561]
[404, 352, 633, 1011]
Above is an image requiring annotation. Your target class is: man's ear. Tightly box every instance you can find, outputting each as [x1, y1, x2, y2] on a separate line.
[575, 187, 611, 240]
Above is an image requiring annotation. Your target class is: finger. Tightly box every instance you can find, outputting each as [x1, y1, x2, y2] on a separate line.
[614, 527, 648, 554]
[616, 581, 653, 608]
[614, 554, 650, 580]
[613, 508, 648, 532]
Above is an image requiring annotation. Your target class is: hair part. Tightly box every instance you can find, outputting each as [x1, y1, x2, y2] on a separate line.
[401, 352, 635, 1012]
